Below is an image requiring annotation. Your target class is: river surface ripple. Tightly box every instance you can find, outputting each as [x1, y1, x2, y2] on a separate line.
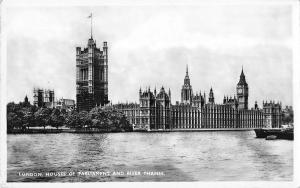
[7, 131, 293, 182]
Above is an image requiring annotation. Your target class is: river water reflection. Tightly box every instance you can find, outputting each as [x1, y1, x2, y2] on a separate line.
[7, 131, 293, 182]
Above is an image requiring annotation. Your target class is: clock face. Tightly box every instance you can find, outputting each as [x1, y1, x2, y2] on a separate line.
[238, 88, 243, 94]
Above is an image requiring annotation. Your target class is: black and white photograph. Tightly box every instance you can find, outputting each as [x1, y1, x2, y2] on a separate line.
[0, 0, 298, 187]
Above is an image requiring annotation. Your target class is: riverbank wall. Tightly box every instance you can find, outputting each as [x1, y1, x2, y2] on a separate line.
[7, 128, 255, 134]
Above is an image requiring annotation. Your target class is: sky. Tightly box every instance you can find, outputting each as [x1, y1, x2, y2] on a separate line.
[5, 4, 293, 107]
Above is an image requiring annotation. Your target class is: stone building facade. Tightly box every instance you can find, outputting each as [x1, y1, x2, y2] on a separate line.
[56, 98, 76, 111]
[115, 66, 282, 130]
[114, 87, 171, 131]
[113, 103, 140, 127]
[263, 101, 282, 128]
[76, 36, 109, 112]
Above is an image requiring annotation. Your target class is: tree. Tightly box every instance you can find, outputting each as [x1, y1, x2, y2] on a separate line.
[7, 102, 21, 114]
[78, 111, 91, 129]
[89, 107, 106, 129]
[7, 112, 22, 131]
[65, 110, 80, 128]
[88, 107, 131, 131]
[282, 108, 294, 124]
[21, 108, 35, 129]
[51, 108, 65, 129]
[34, 108, 52, 129]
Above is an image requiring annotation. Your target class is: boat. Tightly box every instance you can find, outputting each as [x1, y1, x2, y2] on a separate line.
[266, 135, 277, 140]
[254, 127, 293, 140]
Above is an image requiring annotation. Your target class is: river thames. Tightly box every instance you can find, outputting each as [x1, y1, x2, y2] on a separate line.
[7, 131, 293, 182]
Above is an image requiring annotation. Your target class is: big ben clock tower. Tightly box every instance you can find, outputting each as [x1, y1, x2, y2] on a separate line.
[236, 68, 248, 110]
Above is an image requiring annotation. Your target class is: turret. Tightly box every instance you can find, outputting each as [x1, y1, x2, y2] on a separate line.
[76, 47, 81, 56]
[255, 101, 258, 110]
[139, 87, 142, 97]
[168, 88, 171, 103]
[209, 87, 214, 104]
[103, 41, 108, 61]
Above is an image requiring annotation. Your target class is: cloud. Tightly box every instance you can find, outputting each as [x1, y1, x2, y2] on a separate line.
[6, 5, 293, 107]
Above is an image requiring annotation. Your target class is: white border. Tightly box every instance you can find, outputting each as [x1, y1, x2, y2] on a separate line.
[0, 0, 299, 188]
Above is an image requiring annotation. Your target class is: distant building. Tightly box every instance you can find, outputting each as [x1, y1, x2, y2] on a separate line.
[114, 66, 282, 130]
[56, 98, 76, 111]
[263, 101, 283, 128]
[76, 35, 109, 112]
[33, 88, 55, 108]
[24, 95, 30, 106]
[33, 88, 44, 107]
[44, 89, 55, 108]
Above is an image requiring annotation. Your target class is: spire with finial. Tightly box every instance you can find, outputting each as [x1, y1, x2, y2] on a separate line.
[238, 66, 247, 86]
[184, 64, 191, 86]
[24, 95, 29, 104]
[241, 65, 245, 77]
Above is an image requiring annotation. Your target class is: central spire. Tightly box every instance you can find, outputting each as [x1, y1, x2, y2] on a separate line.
[181, 64, 193, 104]
[184, 64, 190, 85]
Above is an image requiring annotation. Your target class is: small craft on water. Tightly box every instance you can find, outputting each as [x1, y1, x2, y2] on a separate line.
[266, 135, 277, 140]
[254, 124, 293, 140]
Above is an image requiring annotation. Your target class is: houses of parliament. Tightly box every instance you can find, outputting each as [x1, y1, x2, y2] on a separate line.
[114, 66, 282, 130]
[75, 34, 282, 130]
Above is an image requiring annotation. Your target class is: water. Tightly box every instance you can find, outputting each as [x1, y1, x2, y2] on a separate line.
[7, 131, 293, 182]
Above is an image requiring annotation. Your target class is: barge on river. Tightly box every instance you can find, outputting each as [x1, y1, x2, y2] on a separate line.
[254, 128, 293, 140]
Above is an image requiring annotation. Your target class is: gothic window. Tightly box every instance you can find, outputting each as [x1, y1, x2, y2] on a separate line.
[185, 90, 188, 100]
[100, 69, 104, 81]
[88, 67, 92, 80]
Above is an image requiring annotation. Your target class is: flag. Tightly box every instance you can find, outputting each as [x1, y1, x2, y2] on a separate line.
[88, 13, 92, 18]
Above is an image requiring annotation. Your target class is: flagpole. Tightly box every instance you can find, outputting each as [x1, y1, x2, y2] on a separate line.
[91, 13, 93, 39]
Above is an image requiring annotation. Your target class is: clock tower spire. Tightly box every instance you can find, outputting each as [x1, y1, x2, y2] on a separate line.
[236, 67, 248, 110]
